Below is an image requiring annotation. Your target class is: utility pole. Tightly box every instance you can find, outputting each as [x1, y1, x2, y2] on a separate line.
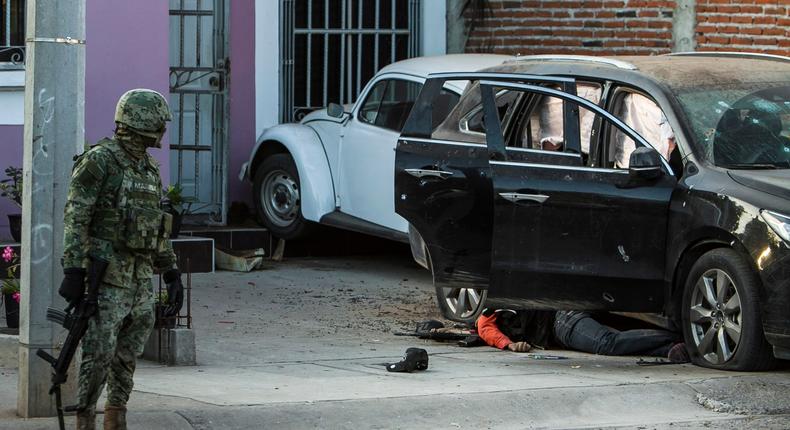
[446, 0, 467, 54]
[18, 0, 85, 417]
[672, 0, 696, 53]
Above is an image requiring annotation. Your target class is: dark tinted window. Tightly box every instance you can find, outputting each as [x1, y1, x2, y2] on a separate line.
[676, 83, 790, 168]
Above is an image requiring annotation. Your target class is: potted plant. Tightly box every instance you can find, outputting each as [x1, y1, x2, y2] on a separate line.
[1, 246, 20, 329]
[162, 184, 195, 238]
[0, 167, 22, 242]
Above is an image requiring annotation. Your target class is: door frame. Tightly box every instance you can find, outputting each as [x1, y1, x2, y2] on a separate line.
[168, 0, 231, 224]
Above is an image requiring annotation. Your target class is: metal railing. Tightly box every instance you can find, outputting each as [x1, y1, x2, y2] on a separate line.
[0, 0, 24, 66]
[281, 0, 421, 122]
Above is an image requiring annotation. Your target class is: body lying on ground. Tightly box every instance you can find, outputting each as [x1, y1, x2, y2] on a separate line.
[476, 309, 690, 362]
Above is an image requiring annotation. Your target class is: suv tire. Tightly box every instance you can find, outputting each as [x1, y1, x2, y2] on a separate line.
[253, 153, 312, 240]
[429, 255, 487, 324]
[681, 248, 775, 371]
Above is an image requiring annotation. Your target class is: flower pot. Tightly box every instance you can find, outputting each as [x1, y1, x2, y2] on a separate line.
[7, 214, 21, 243]
[3, 292, 19, 329]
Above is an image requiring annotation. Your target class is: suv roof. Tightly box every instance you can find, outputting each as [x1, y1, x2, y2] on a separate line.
[489, 53, 790, 90]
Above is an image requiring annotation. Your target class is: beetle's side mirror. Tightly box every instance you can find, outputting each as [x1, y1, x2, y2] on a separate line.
[327, 103, 346, 119]
[628, 146, 663, 181]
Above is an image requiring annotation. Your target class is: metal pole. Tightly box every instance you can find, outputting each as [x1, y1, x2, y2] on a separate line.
[446, 0, 466, 54]
[18, 0, 85, 418]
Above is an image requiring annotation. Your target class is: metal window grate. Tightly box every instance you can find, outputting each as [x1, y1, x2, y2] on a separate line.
[281, 0, 421, 123]
[169, 0, 229, 222]
[0, 0, 25, 65]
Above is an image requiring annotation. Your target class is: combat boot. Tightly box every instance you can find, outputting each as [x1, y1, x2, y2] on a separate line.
[103, 404, 127, 430]
[76, 408, 96, 430]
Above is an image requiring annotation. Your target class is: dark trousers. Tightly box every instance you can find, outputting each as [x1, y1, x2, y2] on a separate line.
[553, 311, 677, 357]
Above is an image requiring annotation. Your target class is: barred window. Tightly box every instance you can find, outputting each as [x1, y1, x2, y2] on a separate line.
[0, 0, 25, 64]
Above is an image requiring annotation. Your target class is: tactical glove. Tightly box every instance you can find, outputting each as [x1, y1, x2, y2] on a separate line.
[162, 269, 184, 317]
[59, 268, 87, 303]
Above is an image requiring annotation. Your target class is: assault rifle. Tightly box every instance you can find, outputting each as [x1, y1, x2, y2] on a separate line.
[37, 257, 108, 430]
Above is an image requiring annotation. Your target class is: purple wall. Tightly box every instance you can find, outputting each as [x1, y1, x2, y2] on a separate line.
[0, 125, 23, 242]
[0, 0, 255, 237]
[85, 0, 171, 180]
[228, 1, 256, 206]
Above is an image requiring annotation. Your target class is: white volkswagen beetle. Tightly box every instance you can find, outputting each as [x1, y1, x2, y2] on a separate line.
[239, 54, 513, 240]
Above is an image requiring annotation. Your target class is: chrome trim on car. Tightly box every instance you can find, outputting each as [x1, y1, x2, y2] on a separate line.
[400, 137, 487, 148]
[506, 147, 581, 158]
[490, 160, 630, 174]
[507, 54, 639, 70]
[666, 52, 790, 63]
[499, 192, 550, 204]
[405, 168, 454, 179]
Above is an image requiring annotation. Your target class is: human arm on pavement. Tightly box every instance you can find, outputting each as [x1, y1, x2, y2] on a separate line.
[478, 311, 533, 352]
[477, 312, 514, 349]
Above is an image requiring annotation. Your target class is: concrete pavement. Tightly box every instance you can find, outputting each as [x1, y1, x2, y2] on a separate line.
[0, 254, 788, 429]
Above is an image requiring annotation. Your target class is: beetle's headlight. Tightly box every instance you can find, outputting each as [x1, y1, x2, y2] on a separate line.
[761, 210, 790, 243]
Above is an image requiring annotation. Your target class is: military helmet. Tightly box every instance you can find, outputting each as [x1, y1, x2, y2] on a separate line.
[114, 89, 172, 139]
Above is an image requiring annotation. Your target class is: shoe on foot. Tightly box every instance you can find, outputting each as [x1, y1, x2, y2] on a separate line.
[103, 404, 127, 430]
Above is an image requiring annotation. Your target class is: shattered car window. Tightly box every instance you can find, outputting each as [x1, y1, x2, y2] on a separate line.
[676, 84, 790, 168]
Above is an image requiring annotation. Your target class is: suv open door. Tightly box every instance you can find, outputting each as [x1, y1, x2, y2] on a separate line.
[478, 79, 677, 312]
[395, 72, 581, 321]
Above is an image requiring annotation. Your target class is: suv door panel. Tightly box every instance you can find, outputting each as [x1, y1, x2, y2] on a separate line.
[481, 81, 676, 312]
[396, 74, 581, 298]
[395, 138, 493, 290]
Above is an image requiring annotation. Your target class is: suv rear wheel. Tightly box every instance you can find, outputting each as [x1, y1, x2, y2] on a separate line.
[681, 248, 775, 371]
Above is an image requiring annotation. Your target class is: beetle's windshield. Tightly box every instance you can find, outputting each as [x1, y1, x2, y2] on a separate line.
[676, 84, 790, 169]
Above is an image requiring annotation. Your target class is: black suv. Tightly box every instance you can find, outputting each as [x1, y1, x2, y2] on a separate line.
[394, 53, 790, 371]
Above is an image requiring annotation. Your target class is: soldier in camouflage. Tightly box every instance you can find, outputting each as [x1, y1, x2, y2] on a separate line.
[59, 89, 184, 430]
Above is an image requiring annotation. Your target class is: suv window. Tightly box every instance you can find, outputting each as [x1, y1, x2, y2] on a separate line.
[609, 92, 676, 168]
[676, 84, 790, 168]
[512, 83, 602, 153]
[433, 83, 523, 144]
[461, 89, 522, 135]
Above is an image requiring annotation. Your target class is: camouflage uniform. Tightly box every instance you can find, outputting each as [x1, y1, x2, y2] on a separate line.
[61, 90, 177, 420]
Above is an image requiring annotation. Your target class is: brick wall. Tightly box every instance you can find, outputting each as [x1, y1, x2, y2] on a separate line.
[695, 1, 790, 55]
[464, 0, 790, 56]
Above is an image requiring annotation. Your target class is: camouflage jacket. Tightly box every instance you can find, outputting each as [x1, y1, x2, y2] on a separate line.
[62, 137, 177, 287]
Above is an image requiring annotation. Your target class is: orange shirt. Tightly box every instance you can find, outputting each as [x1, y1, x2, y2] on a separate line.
[477, 313, 512, 349]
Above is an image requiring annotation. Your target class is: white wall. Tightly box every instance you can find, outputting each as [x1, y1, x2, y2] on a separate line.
[255, 0, 446, 136]
[421, 0, 447, 56]
[0, 70, 25, 125]
[255, 0, 280, 139]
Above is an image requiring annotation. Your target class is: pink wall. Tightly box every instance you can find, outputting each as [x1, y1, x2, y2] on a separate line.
[85, 0, 171, 180]
[1, 0, 256, 236]
[229, 1, 256, 206]
[0, 125, 23, 242]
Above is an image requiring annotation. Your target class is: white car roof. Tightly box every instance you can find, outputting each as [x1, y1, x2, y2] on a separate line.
[377, 54, 516, 92]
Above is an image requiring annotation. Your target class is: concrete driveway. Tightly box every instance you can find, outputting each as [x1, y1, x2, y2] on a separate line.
[1, 252, 789, 429]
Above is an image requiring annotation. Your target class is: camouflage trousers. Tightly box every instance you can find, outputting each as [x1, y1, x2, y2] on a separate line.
[78, 279, 154, 410]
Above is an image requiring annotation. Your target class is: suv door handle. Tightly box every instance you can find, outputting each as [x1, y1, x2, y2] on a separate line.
[499, 193, 549, 204]
[405, 169, 454, 179]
